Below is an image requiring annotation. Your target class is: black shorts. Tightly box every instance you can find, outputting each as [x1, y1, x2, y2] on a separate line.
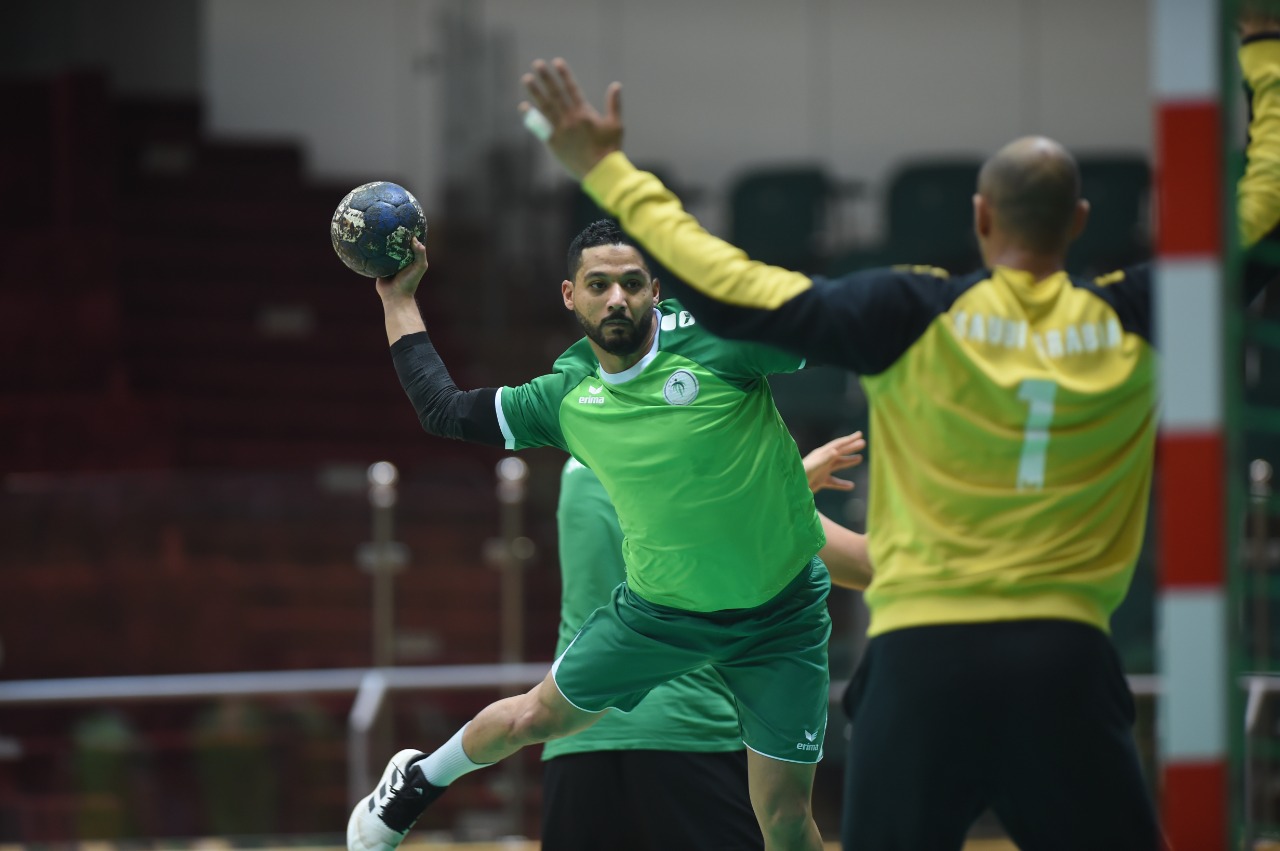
[541, 749, 763, 851]
[841, 619, 1161, 851]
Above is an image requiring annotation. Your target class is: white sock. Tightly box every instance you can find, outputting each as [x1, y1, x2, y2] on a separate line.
[418, 724, 490, 787]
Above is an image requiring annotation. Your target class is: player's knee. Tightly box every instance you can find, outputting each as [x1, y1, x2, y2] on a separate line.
[753, 797, 814, 845]
[507, 699, 570, 746]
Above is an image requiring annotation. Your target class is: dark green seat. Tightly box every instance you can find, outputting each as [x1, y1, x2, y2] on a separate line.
[882, 159, 983, 273]
[828, 159, 982, 278]
[1068, 154, 1151, 276]
[729, 165, 832, 273]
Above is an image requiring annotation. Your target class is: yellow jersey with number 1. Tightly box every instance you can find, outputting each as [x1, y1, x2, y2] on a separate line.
[855, 264, 1153, 636]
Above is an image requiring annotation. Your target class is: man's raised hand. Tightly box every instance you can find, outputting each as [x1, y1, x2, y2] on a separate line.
[520, 58, 623, 180]
[376, 236, 428, 301]
[802, 431, 866, 494]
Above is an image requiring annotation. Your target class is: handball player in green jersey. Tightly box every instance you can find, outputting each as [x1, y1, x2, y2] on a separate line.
[542, 430, 867, 851]
[348, 219, 874, 851]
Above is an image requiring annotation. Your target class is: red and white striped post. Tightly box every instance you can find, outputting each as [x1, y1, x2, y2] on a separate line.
[1153, 0, 1227, 847]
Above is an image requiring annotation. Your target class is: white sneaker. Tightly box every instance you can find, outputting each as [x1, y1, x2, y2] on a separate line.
[347, 748, 444, 851]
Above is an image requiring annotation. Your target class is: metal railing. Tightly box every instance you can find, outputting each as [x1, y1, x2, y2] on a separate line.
[8, 663, 1280, 839]
[0, 662, 550, 808]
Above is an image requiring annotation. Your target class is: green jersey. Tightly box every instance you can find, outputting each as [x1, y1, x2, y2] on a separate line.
[542, 458, 744, 759]
[497, 299, 824, 612]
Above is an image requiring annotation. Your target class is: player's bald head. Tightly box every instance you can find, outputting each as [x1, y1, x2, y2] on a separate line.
[977, 136, 1081, 254]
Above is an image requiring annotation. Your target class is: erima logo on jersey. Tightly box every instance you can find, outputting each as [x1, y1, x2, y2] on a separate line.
[663, 369, 699, 405]
[579, 383, 606, 404]
[659, 310, 697, 332]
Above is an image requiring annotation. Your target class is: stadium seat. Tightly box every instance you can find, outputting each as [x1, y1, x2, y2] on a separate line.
[729, 165, 833, 273]
[827, 158, 983, 277]
[883, 158, 984, 273]
[1068, 154, 1152, 276]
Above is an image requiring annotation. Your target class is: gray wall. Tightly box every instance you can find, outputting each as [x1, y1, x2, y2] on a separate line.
[3, 0, 1151, 238]
[203, 0, 1150, 234]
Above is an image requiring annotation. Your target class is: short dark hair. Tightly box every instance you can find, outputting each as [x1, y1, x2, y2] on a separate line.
[566, 219, 649, 279]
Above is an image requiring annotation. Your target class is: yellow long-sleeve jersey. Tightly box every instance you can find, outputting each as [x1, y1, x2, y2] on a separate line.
[590, 153, 1155, 636]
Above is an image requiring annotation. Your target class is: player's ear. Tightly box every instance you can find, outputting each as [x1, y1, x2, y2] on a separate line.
[1068, 198, 1090, 243]
[973, 193, 993, 239]
[651, 277, 661, 303]
[562, 279, 575, 310]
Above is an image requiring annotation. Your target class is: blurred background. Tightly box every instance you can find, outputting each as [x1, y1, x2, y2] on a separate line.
[0, 0, 1168, 845]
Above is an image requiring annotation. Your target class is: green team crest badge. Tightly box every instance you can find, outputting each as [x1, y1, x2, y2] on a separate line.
[663, 369, 699, 405]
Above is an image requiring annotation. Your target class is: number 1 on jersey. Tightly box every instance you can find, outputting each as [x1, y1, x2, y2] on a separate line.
[1017, 379, 1057, 490]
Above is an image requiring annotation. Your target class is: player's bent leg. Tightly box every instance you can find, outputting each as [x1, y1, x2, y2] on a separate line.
[463, 669, 604, 763]
[745, 749, 823, 851]
[348, 671, 603, 851]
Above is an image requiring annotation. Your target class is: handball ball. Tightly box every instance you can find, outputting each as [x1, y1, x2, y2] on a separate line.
[330, 181, 427, 278]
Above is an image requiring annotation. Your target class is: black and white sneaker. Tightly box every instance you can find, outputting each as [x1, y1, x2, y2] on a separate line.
[347, 748, 445, 851]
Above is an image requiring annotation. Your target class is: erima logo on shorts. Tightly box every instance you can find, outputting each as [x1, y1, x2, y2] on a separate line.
[796, 729, 820, 751]
[663, 369, 699, 405]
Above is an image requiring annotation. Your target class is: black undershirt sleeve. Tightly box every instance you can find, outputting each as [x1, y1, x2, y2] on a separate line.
[389, 331, 505, 446]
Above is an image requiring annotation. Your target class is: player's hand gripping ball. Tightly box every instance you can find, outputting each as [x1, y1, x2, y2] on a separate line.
[330, 182, 427, 277]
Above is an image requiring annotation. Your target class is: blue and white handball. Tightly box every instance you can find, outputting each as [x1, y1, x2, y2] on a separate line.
[330, 181, 427, 278]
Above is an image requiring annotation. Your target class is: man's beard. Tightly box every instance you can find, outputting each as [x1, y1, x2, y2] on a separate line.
[576, 306, 654, 356]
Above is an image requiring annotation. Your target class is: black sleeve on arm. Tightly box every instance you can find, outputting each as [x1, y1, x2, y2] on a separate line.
[1077, 263, 1152, 344]
[390, 331, 505, 446]
[662, 266, 974, 376]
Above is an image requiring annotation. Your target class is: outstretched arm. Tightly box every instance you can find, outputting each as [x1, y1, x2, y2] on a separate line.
[521, 59, 812, 313]
[520, 59, 926, 376]
[799, 432, 874, 590]
[818, 513, 873, 591]
[375, 238, 505, 446]
[801, 431, 864, 494]
[377, 236, 430, 345]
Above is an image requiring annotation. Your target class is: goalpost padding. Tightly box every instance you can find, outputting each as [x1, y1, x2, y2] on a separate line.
[1153, 0, 1228, 848]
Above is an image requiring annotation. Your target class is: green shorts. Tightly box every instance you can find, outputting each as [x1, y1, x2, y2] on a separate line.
[552, 557, 832, 763]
